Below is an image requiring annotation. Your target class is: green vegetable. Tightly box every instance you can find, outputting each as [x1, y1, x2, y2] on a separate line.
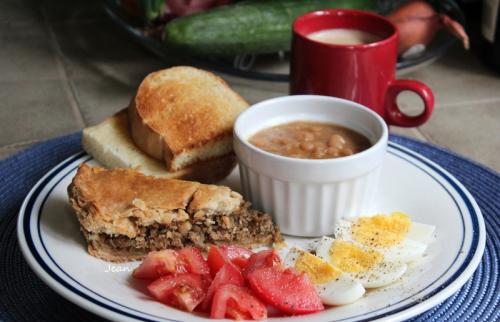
[163, 0, 379, 57]
[138, 0, 165, 23]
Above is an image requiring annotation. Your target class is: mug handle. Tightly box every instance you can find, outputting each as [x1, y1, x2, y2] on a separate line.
[384, 79, 434, 127]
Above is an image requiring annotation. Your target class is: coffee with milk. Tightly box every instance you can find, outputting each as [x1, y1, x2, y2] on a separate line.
[307, 28, 382, 45]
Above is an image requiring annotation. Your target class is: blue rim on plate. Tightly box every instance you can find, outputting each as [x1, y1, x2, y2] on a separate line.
[16, 142, 485, 322]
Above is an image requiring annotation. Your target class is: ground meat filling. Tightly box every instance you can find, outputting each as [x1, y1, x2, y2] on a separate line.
[97, 202, 280, 252]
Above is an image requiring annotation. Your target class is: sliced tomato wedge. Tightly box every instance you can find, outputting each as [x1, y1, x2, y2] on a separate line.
[201, 262, 245, 310]
[247, 267, 324, 315]
[210, 284, 267, 320]
[178, 247, 210, 276]
[207, 246, 227, 277]
[243, 249, 282, 277]
[133, 250, 187, 279]
[147, 273, 209, 312]
[134, 248, 210, 279]
[219, 245, 253, 269]
[207, 245, 254, 276]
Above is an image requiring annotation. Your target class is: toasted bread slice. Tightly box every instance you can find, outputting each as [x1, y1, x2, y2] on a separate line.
[129, 66, 248, 171]
[82, 110, 236, 183]
[68, 165, 282, 262]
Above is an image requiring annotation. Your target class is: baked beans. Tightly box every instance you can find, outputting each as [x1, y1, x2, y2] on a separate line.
[249, 121, 371, 159]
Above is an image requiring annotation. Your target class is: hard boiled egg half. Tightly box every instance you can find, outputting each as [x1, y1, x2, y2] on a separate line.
[284, 247, 365, 305]
[333, 212, 435, 263]
[316, 237, 408, 288]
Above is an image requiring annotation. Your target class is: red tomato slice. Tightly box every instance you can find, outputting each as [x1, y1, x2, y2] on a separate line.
[207, 246, 227, 277]
[178, 247, 210, 276]
[225, 304, 252, 320]
[247, 267, 324, 315]
[207, 245, 254, 276]
[147, 273, 209, 312]
[133, 250, 187, 279]
[210, 284, 267, 320]
[201, 262, 245, 311]
[243, 249, 282, 277]
[219, 245, 253, 270]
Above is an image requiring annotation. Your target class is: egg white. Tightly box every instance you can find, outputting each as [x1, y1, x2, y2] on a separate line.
[284, 247, 365, 305]
[406, 222, 436, 244]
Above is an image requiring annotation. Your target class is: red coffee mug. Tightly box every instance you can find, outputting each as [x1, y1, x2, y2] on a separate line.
[290, 9, 434, 127]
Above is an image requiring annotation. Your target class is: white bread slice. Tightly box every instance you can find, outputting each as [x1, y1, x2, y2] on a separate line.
[82, 110, 236, 183]
[129, 66, 249, 171]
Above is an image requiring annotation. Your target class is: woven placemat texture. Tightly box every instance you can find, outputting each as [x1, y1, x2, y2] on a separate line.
[0, 133, 498, 322]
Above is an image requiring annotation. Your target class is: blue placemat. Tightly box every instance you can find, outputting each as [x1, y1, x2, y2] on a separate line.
[0, 133, 498, 322]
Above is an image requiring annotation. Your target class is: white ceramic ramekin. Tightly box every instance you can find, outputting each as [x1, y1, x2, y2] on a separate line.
[233, 95, 388, 237]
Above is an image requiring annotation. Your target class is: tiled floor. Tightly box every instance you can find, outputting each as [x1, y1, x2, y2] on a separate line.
[1, 0, 499, 171]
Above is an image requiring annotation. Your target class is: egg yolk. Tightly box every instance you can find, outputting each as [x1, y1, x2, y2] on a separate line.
[294, 251, 342, 284]
[329, 240, 383, 273]
[351, 212, 411, 247]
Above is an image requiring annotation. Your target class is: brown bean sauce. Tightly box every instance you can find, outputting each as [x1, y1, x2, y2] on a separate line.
[249, 121, 371, 159]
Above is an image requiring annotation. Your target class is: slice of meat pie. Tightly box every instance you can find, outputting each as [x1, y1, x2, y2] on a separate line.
[67, 164, 282, 262]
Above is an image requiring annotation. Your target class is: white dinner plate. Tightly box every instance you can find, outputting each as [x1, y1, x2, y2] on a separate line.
[17, 142, 485, 322]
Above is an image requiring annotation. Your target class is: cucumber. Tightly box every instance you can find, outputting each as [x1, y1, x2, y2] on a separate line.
[163, 0, 379, 57]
